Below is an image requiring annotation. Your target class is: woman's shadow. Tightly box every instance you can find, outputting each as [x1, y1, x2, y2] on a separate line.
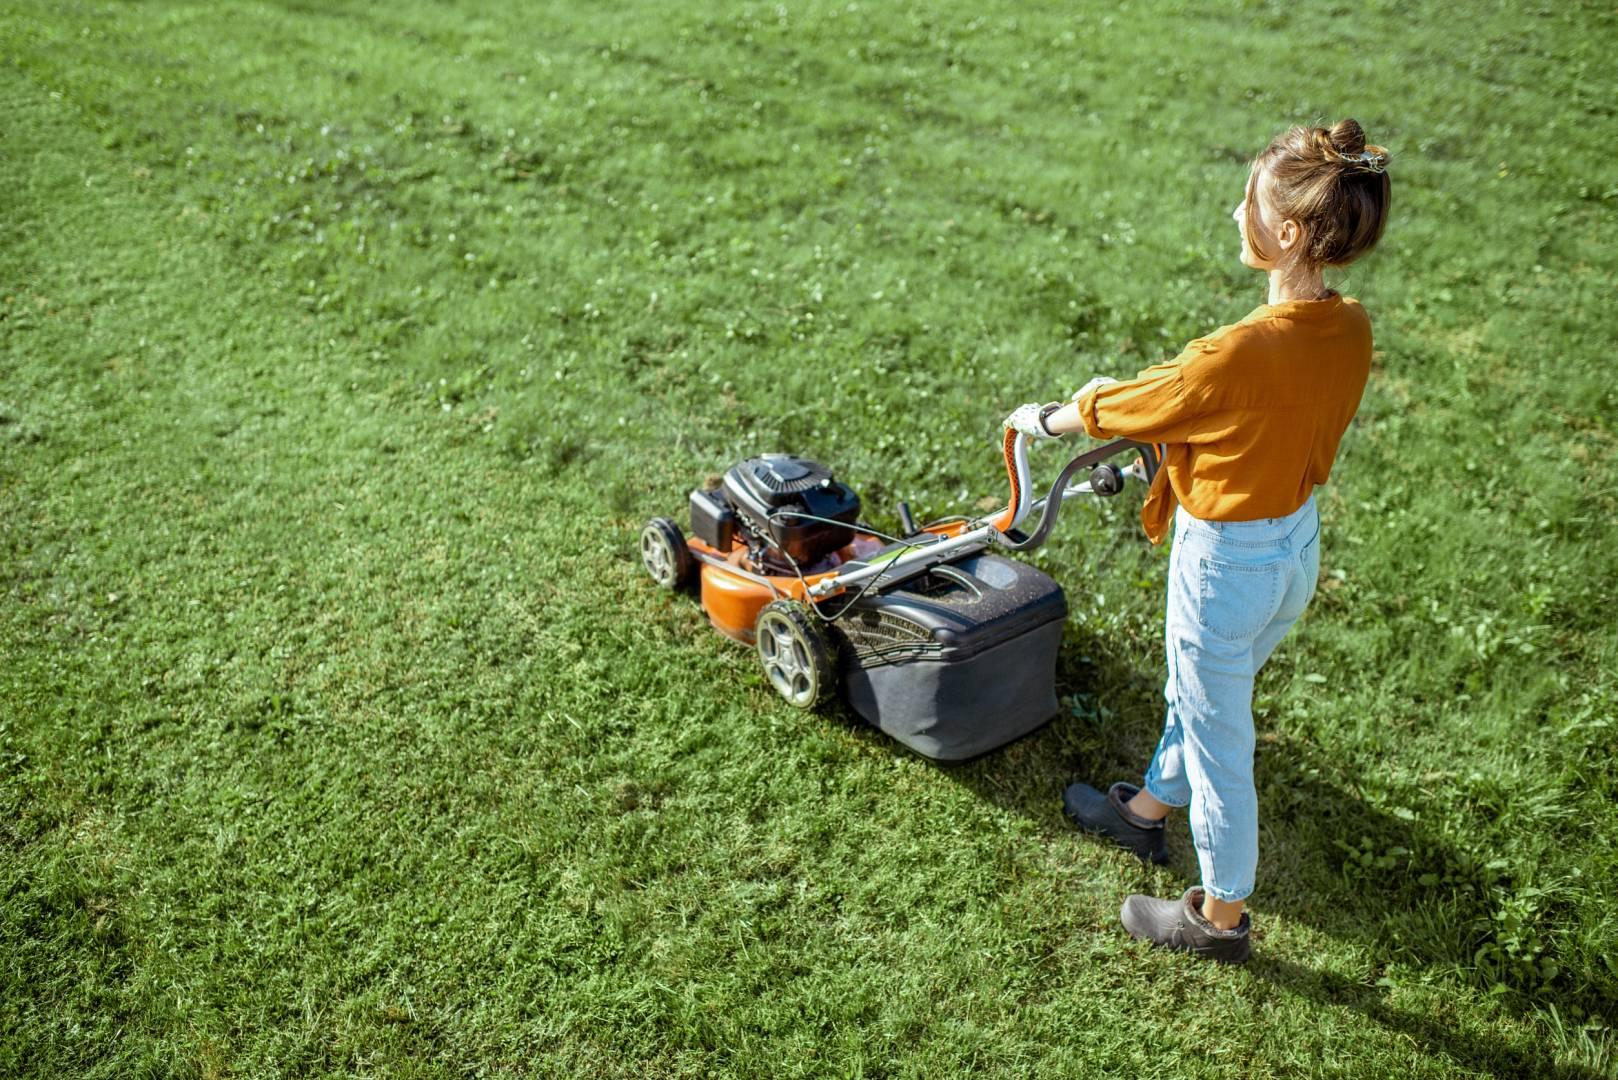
[839, 627, 1614, 1080]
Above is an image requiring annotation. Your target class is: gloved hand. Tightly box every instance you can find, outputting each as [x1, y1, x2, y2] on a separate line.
[1071, 375, 1118, 401]
[1003, 402, 1064, 440]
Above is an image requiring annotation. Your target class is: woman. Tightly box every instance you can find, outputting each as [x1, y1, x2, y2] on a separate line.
[1004, 119, 1393, 963]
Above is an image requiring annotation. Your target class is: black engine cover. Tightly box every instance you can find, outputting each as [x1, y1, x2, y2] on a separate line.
[723, 454, 860, 565]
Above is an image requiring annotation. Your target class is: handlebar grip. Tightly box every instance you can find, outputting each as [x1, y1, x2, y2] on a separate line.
[989, 427, 1029, 533]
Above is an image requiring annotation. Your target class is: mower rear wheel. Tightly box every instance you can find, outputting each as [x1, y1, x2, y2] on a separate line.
[755, 600, 837, 709]
[640, 517, 691, 589]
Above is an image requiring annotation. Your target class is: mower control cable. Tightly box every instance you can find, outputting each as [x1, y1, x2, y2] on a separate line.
[765, 508, 941, 622]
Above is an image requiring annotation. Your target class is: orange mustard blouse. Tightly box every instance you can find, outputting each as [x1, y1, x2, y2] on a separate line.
[1077, 293, 1372, 545]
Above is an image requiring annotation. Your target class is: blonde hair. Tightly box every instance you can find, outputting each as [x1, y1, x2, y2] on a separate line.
[1245, 118, 1392, 267]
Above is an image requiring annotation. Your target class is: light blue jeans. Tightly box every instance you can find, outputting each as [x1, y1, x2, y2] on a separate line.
[1142, 495, 1320, 902]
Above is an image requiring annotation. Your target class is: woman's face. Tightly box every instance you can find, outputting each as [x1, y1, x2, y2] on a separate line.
[1233, 165, 1293, 270]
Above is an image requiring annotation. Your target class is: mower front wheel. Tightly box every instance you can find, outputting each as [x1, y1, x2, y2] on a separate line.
[640, 517, 692, 590]
[755, 600, 837, 710]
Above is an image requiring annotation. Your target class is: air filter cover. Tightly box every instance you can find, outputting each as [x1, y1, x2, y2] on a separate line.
[723, 454, 860, 564]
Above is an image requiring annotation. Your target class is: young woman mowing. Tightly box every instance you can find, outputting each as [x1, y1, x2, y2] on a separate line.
[1004, 119, 1392, 963]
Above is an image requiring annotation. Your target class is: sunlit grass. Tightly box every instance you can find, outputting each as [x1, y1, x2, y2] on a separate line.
[3, 1, 1616, 1075]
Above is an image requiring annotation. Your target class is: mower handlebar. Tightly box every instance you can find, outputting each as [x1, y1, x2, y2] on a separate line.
[803, 433, 1158, 602]
[988, 432, 1160, 553]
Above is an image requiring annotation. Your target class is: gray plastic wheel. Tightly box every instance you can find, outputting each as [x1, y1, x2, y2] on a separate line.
[640, 517, 691, 589]
[755, 600, 836, 709]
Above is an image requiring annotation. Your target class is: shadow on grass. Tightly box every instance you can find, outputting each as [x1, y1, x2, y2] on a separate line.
[872, 632, 1614, 1080]
[1249, 956, 1602, 1080]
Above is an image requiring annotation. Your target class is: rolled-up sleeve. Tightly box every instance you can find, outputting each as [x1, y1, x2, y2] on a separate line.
[1077, 341, 1216, 444]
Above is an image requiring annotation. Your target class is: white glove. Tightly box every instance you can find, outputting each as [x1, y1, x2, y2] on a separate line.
[1071, 375, 1118, 401]
[1004, 402, 1063, 440]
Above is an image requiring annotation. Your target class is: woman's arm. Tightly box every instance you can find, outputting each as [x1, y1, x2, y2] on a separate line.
[1055, 347, 1214, 444]
[1039, 399, 1091, 437]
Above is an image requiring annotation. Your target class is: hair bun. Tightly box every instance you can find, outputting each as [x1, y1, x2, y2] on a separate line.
[1328, 118, 1367, 155]
[1255, 120, 1392, 268]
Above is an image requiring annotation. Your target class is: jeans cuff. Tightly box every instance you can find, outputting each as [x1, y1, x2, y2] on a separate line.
[1142, 778, 1189, 809]
[1200, 882, 1253, 903]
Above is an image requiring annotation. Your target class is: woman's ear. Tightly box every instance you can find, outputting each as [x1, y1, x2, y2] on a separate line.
[1277, 219, 1302, 252]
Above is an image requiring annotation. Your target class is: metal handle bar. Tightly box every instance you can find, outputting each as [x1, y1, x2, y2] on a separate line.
[994, 437, 1158, 552]
[805, 433, 1159, 599]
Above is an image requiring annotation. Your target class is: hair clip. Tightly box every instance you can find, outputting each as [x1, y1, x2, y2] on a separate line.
[1345, 150, 1388, 174]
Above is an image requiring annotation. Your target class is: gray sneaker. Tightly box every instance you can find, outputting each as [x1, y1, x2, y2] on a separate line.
[1120, 887, 1252, 964]
[1062, 781, 1169, 865]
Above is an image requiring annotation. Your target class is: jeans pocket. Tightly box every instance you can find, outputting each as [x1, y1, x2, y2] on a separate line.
[1299, 531, 1321, 605]
[1196, 556, 1286, 643]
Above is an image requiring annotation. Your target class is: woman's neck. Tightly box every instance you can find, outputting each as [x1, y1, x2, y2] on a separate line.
[1267, 261, 1327, 306]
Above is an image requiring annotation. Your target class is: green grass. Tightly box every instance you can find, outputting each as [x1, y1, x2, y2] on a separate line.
[4, 0, 1617, 1075]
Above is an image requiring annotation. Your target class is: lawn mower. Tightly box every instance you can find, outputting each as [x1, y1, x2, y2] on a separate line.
[639, 429, 1160, 761]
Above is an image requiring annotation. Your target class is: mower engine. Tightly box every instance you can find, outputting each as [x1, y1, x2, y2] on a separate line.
[690, 454, 861, 571]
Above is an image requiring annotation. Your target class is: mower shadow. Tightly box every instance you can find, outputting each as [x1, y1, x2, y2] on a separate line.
[909, 630, 1607, 1080]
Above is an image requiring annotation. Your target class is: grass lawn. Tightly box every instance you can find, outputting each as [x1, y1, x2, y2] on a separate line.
[4, 1, 1617, 1075]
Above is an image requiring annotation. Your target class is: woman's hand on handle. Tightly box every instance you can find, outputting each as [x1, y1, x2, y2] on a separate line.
[1026, 376, 1118, 438]
[1003, 402, 1065, 440]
